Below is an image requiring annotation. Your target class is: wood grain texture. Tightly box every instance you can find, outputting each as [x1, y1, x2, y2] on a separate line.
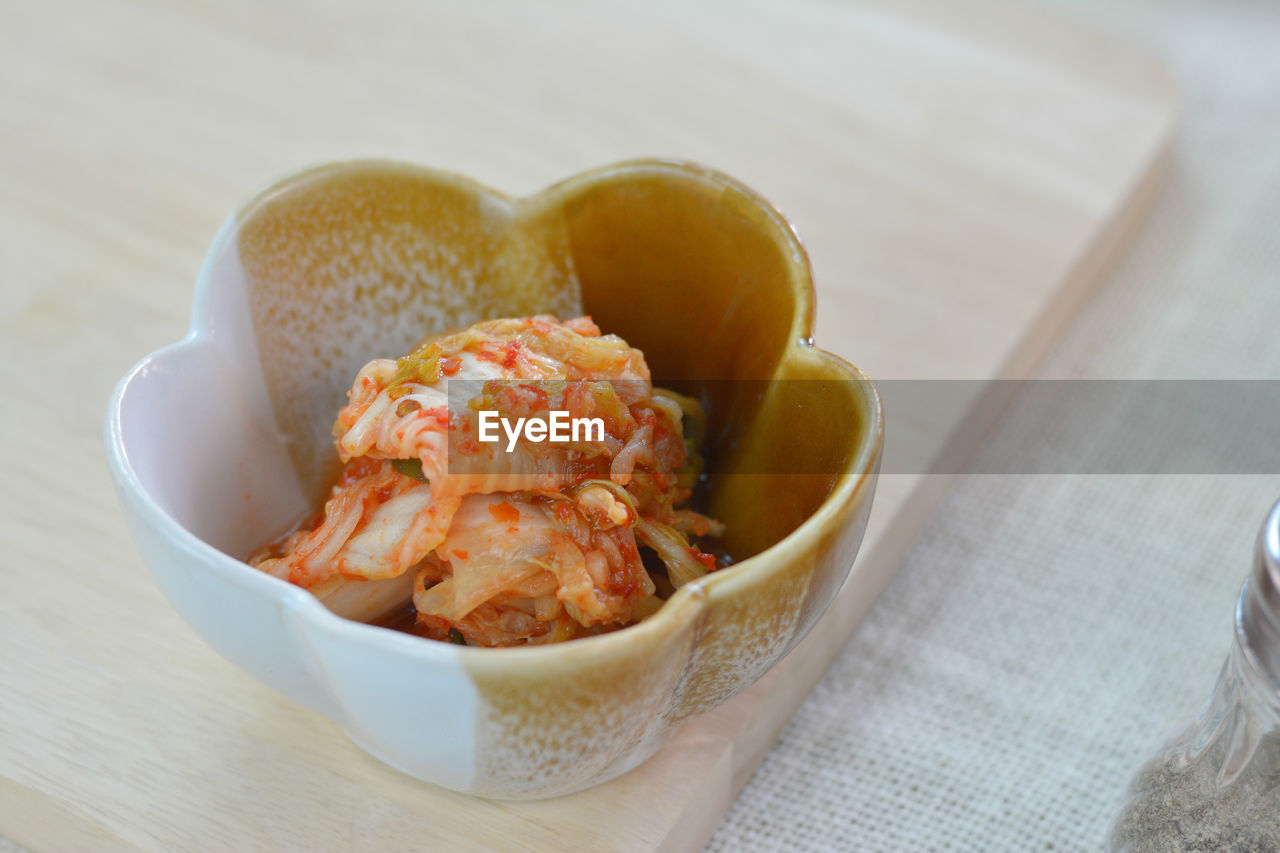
[0, 0, 1173, 850]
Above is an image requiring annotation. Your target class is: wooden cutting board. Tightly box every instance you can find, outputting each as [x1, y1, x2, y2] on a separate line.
[0, 0, 1173, 850]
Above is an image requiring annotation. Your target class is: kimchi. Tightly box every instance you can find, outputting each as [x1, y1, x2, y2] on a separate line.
[250, 315, 724, 647]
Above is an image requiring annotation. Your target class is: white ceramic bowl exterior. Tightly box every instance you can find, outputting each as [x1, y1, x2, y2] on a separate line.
[106, 214, 486, 792]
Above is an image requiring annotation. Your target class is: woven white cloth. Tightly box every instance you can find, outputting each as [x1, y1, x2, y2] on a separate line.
[707, 0, 1280, 850]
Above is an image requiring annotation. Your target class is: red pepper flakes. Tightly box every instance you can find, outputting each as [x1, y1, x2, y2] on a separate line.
[488, 500, 521, 525]
[500, 341, 521, 369]
[688, 547, 717, 570]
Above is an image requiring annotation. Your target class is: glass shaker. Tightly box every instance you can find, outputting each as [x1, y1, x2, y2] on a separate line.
[1110, 498, 1280, 851]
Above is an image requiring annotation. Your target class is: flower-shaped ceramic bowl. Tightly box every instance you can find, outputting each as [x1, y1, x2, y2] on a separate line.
[105, 159, 883, 799]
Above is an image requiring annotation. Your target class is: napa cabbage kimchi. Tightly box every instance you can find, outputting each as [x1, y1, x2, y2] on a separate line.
[250, 316, 723, 646]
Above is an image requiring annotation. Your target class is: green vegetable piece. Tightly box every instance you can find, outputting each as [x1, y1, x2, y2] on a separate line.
[392, 458, 428, 483]
[448, 628, 467, 645]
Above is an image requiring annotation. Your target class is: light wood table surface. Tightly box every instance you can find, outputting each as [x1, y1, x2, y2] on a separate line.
[0, 0, 1173, 849]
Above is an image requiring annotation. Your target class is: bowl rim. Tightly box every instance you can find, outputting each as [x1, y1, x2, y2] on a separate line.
[104, 157, 884, 664]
